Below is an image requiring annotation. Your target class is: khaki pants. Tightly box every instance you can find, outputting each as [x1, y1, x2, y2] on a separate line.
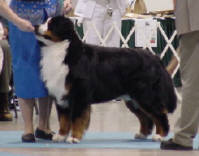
[173, 31, 199, 147]
[0, 40, 11, 93]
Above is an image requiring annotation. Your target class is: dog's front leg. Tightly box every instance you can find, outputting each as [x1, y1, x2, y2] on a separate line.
[53, 106, 71, 142]
[67, 106, 91, 143]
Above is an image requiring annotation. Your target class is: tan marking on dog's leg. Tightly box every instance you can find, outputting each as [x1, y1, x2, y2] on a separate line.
[139, 116, 150, 136]
[154, 119, 161, 135]
[152, 117, 166, 137]
[69, 106, 91, 143]
[148, 117, 164, 141]
[53, 113, 71, 142]
[137, 106, 168, 137]
[65, 83, 71, 92]
[162, 108, 168, 114]
[59, 114, 71, 136]
[166, 55, 179, 75]
[133, 114, 149, 139]
[125, 101, 151, 138]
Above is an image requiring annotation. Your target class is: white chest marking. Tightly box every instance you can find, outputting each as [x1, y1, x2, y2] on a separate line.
[40, 40, 70, 107]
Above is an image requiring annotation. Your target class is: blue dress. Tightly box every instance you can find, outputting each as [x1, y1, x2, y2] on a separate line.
[9, 0, 62, 98]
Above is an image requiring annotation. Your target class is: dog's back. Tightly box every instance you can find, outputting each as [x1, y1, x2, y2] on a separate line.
[70, 43, 177, 113]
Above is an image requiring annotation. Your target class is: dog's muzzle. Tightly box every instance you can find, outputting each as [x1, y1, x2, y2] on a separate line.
[34, 25, 40, 35]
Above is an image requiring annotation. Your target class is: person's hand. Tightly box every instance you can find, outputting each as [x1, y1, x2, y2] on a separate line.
[14, 17, 34, 32]
[63, 0, 72, 14]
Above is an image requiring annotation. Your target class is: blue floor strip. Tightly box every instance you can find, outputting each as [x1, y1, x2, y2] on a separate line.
[0, 131, 198, 149]
[0, 152, 24, 156]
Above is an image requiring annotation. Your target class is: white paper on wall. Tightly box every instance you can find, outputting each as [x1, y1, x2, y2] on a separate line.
[135, 19, 157, 48]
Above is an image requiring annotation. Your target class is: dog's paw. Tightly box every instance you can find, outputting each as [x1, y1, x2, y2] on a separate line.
[52, 133, 67, 142]
[66, 136, 80, 144]
[134, 133, 147, 139]
[152, 134, 163, 142]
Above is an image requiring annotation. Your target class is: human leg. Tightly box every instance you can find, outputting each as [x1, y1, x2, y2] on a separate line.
[161, 31, 199, 150]
[35, 97, 54, 140]
[46, 97, 53, 132]
[173, 32, 199, 146]
[18, 98, 35, 142]
[18, 98, 34, 134]
[37, 97, 52, 131]
[0, 40, 12, 121]
[19, 97, 54, 142]
[0, 40, 11, 93]
[8, 15, 52, 142]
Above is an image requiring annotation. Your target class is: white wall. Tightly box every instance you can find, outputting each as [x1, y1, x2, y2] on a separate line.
[143, 0, 174, 12]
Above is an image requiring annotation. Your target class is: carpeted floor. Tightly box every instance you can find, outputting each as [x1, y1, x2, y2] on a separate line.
[0, 131, 198, 149]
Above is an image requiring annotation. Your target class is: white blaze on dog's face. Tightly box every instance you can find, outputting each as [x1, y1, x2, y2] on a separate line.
[39, 18, 51, 34]
[35, 16, 76, 45]
[35, 18, 61, 46]
[36, 18, 54, 45]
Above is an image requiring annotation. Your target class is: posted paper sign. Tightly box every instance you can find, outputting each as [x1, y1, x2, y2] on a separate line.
[74, 0, 96, 19]
[135, 19, 157, 47]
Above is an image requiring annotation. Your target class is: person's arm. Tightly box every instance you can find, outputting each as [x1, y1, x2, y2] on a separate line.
[0, 0, 34, 32]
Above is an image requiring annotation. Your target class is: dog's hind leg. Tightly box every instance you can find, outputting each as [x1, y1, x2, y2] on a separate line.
[67, 106, 91, 143]
[135, 104, 169, 141]
[52, 106, 71, 142]
[125, 100, 154, 139]
[150, 112, 169, 139]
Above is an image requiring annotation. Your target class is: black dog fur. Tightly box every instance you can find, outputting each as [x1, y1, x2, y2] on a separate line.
[36, 16, 177, 143]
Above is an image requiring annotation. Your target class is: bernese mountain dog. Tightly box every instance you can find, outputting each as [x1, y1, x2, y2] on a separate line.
[35, 16, 177, 143]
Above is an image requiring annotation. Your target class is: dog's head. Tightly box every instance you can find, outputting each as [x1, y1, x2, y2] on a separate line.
[35, 16, 76, 45]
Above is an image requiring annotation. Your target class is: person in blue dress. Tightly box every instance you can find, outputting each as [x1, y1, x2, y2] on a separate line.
[8, 0, 72, 142]
[0, 0, 34, 32]
[0, 0, 34, 122]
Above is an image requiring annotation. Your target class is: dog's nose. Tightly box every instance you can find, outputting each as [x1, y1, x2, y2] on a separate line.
[34, 25, 39, 34]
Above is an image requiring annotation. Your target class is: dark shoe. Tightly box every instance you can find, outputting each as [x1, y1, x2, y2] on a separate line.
[160, 139, 193, 150]
[0, 111, 13, 121]
[0, 93, 13, 121]
[35, 128, 53, 140]
[22, 133, 35, 143]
